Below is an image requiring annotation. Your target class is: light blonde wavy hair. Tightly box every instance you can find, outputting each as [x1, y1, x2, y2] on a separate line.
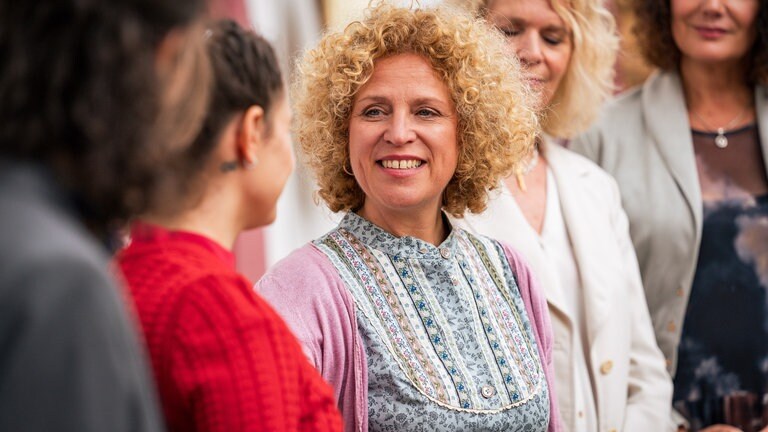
[454, 0, 618, 138]
[293, 3, 539, 217]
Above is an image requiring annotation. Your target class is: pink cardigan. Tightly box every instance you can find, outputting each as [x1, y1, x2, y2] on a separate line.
[257, 242, 561, 432]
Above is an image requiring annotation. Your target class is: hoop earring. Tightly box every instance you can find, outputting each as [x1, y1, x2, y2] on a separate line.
[343, 162, 353, 176]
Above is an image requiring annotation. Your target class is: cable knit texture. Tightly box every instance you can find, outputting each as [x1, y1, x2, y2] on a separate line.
[117, 223, 341, 432]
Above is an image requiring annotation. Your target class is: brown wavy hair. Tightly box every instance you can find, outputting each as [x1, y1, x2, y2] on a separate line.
[0, 0, 210, 233]
[172, 20, 284, 209]
[294, 3, 539, 217]
[632, 0, 768, 84]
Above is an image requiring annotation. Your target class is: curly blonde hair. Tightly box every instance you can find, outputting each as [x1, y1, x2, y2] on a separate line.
[293, 3, 539, 217]
[454, 0, 618, 138]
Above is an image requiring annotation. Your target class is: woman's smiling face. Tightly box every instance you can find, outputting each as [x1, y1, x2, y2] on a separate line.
[348, 53, 459, 218]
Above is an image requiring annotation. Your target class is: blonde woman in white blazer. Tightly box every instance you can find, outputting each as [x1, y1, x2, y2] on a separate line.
[572, 1, 768, 430]
[453, 0, 673, 431]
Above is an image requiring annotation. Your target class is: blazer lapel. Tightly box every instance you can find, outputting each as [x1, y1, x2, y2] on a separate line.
[642, 71, 703, 240]
[547, 144, 612, 344]
[755, 85, 768, 174]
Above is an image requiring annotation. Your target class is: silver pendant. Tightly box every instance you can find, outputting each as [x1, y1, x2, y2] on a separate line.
[715, 128, 728, 148]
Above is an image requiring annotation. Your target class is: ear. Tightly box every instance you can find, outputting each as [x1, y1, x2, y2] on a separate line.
[236, 105, 266, 166]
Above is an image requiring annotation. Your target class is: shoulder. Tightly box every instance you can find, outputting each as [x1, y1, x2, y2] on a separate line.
[583, 85, 644, 142]
[0, 186, 121, 321]
[259, 243, 342, 294]
[119, 239, 235, 301]
[257, 243, 350, 320]
[571, 80, 651, 165]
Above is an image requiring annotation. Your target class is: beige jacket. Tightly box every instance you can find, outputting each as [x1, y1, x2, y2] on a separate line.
[455, 142, 672, 432]
[571, 70, 768, 375]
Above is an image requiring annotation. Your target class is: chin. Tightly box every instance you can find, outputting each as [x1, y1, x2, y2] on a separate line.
[684, 48, 749, 65]
[245, 208, 277, 231]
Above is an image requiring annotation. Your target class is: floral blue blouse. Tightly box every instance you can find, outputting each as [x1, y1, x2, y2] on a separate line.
[313, 213, 550, 431]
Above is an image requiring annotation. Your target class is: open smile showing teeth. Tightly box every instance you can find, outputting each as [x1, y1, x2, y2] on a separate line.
[380, 159, 423, 169]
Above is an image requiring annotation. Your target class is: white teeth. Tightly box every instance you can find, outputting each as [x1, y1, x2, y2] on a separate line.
[381, 160, 423, 169]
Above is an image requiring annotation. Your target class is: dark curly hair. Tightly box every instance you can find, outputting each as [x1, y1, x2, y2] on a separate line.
[173, 20, 284, 207]
[0, 0, 210, 234]
[632, 0, 768, 84]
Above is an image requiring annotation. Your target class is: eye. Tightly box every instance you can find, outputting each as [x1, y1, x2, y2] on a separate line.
[542, 30, 568, 46]
[362, 106, 386, 118]
[543, 35, 563, 45]
[497, 26, 521, 38]
[415, 108, 439, 118]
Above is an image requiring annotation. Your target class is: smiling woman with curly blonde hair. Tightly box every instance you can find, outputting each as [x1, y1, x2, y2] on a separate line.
[257, 3, 562, 432]
[295, 3, 538, 217]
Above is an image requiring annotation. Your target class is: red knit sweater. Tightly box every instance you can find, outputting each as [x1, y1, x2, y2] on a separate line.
[117, 223, 341, 432]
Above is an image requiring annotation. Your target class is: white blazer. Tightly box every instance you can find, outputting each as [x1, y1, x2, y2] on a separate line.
[455, 142, 672, 432]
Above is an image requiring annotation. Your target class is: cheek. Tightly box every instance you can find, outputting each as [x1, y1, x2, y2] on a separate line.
[281, 136, 295, 172]
[547, 49, 571, 90]
[553, 55, 570, 83]
[737, 6, 760, 35]
[669, 0, 692, 39]
[439, 129, 460, 175]
[348, 123, 373, 167]
[670, 0, 691, 18]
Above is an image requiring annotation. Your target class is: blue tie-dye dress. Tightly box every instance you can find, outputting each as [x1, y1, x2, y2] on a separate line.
[673, 124, 768, 430]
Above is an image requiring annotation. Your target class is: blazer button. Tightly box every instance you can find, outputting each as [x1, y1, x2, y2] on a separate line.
[600, 360, 613, 375]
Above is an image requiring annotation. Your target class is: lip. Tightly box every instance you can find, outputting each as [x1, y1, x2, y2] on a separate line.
[378, 155, 425, 162]
[694, 26, 727, 39]
[524, 76, 546, 88]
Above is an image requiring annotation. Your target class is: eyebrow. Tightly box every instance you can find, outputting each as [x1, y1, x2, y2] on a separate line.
[492, 16, 569, 34]
[354, 95, 453, 108]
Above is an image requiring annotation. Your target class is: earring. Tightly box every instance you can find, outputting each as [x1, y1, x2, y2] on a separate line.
[343, 161, 353, 176]
[244, 156, 258, 170]
[220, 160, 238, 173]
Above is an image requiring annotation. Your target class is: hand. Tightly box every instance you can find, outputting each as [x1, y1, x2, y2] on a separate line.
[698, 426, 743, 432]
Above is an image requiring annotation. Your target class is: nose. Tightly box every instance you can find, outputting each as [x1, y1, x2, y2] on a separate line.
[700, 0, 725, 17]
[383, 109, 417, 146]
[515, 32, 543, 68]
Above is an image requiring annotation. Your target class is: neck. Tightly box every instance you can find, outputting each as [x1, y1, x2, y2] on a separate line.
[680, 58, 753, 116]
[140, 179, 245, 251]
[357, 203, 447, 246]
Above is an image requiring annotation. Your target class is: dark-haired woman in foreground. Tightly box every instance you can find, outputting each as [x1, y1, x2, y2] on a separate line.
[0, 0, 210, 429]
[117, 21, 341, 432]
[573, 0, 768, 430]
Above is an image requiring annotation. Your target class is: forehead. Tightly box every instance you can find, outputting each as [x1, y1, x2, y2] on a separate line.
[487, 0, 566, 27]
[354, 53, 453, 102]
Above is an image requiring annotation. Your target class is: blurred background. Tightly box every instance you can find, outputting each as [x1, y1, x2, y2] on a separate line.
[210, 0, 653, 282]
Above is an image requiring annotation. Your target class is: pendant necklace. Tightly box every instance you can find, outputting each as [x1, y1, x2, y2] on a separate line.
[690, 108, 748, 149]
[514, 145, 540, 192]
